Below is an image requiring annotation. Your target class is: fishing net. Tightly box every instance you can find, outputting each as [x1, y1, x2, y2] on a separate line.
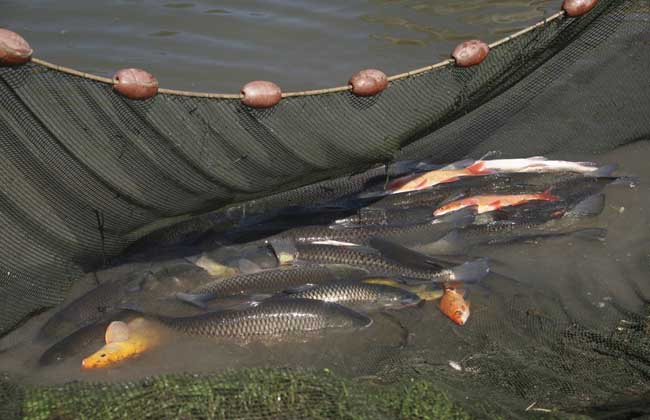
[1, 0, 650, 417]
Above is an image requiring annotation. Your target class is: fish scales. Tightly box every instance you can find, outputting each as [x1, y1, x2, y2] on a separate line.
[294, 244, 455, 281]
[192, 266, 337, 297]
[287, 281, 420, 310]
[156, 299, 370, 338]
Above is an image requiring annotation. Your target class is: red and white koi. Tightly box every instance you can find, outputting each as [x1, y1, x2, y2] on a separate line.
[433, 190, 559, 216]
[386, 157, 603, 194]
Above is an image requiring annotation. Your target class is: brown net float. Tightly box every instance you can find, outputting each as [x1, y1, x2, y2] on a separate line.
[349, 69, 388, 96]
[241, 80, 282, 108]
[452, 40, 490, 67]
[563, 0, 598, 16]
[0, 28, 33, 66]
[112, 68, 159, 100]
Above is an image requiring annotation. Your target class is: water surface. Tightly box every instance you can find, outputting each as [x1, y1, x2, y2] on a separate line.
[3, 0, 558, 91]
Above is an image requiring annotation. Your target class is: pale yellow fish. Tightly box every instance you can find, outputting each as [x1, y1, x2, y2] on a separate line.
[82, 318, 161, 369]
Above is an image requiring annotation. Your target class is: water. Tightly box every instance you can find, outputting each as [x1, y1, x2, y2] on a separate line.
[2, 0, 558, 92]
[0, 142, 648, 387]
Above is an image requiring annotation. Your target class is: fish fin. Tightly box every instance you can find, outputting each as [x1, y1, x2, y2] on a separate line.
[247, 293, 274, 303]
[283, 284, 317, 294]
[238, 258, 263, 274]
[175, 292, 210, 309]
[610, 175, 640, 186]
[268, 239, 298, 265]
[586, 163, 618, 177]
[565, 194, 605, 218]
[540, 187, 560, 202]
[525, 156, 547, 161]
[388, 159, 441, 174]
[466, 161, 495, 175]
[478, 150, 500, 160]
[450, 258, 490, 283]
[571, 228, 608, 241]
[124, 271, 155, 293]
[225, 298, 267, 310]
[368, 237, 448, 270]
[426, 230, 464, 255]
[441, 158, 475, 170]
[433, 206, 477, 227]
[310, 240, 361, 247]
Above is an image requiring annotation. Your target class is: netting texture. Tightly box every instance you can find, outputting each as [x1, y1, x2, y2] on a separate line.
[1, 0, 650, 417]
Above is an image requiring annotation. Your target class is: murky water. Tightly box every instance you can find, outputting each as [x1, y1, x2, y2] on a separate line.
[0, 142, 648, 386]
[2, 0, 558, 91]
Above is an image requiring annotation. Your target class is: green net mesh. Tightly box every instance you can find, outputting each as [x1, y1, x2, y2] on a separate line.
[1, 0, 650, 417]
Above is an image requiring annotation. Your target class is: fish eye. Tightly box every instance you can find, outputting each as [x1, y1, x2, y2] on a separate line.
[100, 354, 106, 358]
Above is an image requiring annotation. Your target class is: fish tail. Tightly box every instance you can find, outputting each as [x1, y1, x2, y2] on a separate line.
[572, 228, 608, 241]
[451, 258, 490, 283]
[565, 194, 605, 218]
[175, 292, 210, 309]
[586, 163, 618, 177]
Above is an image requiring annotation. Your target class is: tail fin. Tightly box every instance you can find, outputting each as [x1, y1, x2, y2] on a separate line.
[175, 292, 210, 309]
[586, 163, 618, 178]
[565, 194, 605, 218]
[450, 258, 490, 282]
[572, 228, 608, 241]
[369, 237, 453, 269]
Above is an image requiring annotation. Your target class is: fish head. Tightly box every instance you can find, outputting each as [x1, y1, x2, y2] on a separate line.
[439, 289, 471, 325]
[81, 341, 132, 369]
[433, 200, 468, 217]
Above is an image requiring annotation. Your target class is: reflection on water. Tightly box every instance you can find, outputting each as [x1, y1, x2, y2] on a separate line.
[2, 0, 557, 91]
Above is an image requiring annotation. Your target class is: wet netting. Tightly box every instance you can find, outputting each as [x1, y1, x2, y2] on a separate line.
[1, 0, 650, 418]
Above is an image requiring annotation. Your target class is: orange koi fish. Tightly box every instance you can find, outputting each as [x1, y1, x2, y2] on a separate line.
[81, 318, 161, 369]
[433, 190, 559, 217]
[439, 288, 470, 325]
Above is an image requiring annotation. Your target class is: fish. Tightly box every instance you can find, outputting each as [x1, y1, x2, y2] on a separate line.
[439, 288, 470, 325]
[187, 253, 240, 277]
[38, 310, 139, 366]
[418, 195, 607, 255]
[282, 281, 422, 311]
[144, 298, 372, 339]
[270, 241, 489, 283]
[433, 190, 559, 217]
[386, 157, 613, 194]
[215, 158, 441, 228]
[270, 206, 475, 247]
[81, 317, 161, 369]
[362, 278, 445, 301]
[175, 266, 341, 308]
[37, 271, 153, 340]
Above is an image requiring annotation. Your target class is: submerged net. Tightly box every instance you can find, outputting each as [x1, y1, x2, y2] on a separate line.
[1, 0, 650, 417]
